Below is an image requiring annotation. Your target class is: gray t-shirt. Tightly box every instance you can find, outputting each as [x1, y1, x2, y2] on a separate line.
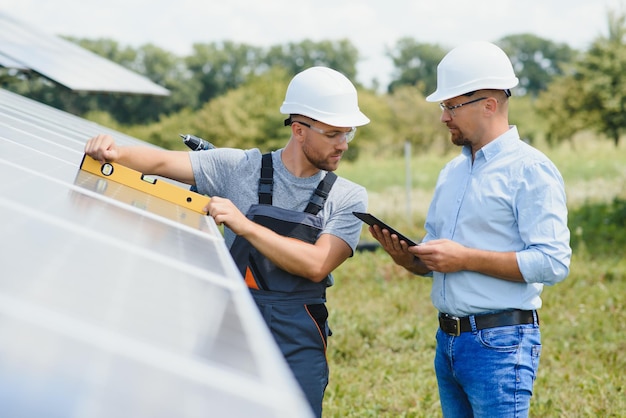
[189, 147, 367, 252]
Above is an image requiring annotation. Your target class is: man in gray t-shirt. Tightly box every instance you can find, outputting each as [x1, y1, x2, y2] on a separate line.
[190, 147, 365, 251]
[84, 66, 370, 418]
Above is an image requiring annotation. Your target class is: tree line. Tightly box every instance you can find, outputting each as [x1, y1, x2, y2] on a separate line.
[3, 9, 625, 153]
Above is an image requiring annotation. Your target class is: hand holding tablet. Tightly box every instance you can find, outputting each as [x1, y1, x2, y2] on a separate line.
[352, 212, 418, 247]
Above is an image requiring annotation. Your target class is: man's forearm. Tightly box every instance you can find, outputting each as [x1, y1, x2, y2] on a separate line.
[464, 248, 524, 282]
[118, 147, 195, 185]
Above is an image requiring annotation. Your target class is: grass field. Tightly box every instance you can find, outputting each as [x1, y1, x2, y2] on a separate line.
[322, 137, 626, 417]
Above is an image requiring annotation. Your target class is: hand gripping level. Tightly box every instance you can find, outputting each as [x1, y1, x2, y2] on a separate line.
[79, 154, 210, 214]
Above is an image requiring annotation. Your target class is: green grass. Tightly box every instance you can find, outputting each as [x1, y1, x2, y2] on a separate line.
[323, 137, 626, 417]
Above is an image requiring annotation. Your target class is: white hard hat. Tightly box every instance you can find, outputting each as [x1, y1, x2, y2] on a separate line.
[280, 66, 370, 127]
[426, 41, 519, 102]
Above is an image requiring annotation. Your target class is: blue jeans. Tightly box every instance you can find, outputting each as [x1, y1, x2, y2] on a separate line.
[434, 320, 541, 418]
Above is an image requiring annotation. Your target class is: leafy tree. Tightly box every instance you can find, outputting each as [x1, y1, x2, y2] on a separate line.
[341, 88, 396, 160]
[386, 38, 446, 96]
[185, 41, 265, 106]
[195, 67, 291, 151]
[535, 73, 588, 146]
[265, 39, 360, 83]
[134, 67, 291, 151]
[535, 9, 626, 147]
[386, 85, 448, 154]
[508, 94, 548, 145]
[577, 10, 626, 146]
[497, 34, 576, 97]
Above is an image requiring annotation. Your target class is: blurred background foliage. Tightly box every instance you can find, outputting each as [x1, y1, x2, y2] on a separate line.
[3, 9, 626, 156]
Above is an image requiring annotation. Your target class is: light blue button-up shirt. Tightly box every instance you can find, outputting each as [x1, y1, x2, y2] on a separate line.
[423, 126, 571, 317]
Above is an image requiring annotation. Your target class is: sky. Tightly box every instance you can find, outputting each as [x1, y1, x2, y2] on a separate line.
[1, 0, 624, 89]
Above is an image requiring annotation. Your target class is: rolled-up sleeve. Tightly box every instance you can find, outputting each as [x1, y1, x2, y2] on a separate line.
[516, 161, 572, 285]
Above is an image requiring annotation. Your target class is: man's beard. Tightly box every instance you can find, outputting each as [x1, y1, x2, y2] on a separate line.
[450, 129, 470, 147]
[302, 141, 341, 172]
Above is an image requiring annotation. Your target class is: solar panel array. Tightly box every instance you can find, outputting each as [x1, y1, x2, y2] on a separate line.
[0, 88, 313, 418]
[0, 12, 169, 96]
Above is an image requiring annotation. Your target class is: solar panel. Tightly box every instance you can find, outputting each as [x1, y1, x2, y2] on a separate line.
[0, 51, 28, 70]
[0, 87, 314, 418]
[0, 12, 169, 96]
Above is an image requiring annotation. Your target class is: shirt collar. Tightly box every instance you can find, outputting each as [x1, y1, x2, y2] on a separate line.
[468, 125, 520, 161]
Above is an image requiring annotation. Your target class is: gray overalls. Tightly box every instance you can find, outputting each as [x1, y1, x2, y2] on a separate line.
[230, 153, 336, 418]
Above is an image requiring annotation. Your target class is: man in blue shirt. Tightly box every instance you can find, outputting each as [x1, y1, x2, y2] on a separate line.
[368, 41, 571, 417]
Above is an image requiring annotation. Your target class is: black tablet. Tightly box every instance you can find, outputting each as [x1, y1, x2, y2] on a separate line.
[352, 212, 418, 247]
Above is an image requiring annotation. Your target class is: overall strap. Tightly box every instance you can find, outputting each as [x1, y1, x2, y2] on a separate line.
[258, 152, 337, 214]
[258, 153, 273, 205]
[305, 172, 337, 215]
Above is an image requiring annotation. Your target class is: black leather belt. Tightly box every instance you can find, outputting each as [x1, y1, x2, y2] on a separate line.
[438, 309, 537, 336]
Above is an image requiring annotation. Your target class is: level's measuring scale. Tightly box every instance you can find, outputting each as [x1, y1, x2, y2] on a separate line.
[80, 154, 210, 214]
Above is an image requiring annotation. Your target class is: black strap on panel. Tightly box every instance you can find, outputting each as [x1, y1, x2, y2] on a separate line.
[258, 153, 274, 205]
[305, 172, 337, 215]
